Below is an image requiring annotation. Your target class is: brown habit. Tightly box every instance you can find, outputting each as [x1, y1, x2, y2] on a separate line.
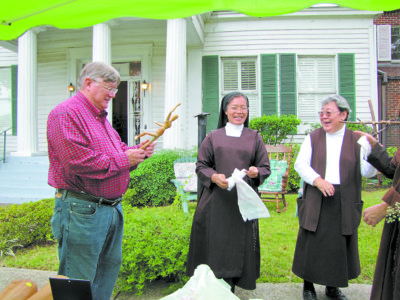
[367, 143, 400, 300]
[292, 127, 363, 287]
[186, 127, 270, 290]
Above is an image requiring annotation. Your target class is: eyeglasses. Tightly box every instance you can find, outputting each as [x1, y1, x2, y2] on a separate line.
[93, 80, 118, 95]
[229, 106, 248, 112]
[318, 110, 339, 117]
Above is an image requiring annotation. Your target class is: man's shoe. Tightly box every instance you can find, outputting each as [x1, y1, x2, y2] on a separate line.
[303, 289, 318, 300]
[325, 287, 348, 300]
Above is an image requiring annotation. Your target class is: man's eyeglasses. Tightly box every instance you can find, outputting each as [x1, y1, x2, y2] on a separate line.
[93, 80, 118, 95]
[229, 106, 248, 112]
[318, 110, 339, 117]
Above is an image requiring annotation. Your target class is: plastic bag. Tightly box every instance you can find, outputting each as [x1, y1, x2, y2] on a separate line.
[227, 168, 270, 221]
[159, 264, 239, 300]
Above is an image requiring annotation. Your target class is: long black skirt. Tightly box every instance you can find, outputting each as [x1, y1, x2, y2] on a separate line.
[292, 186, 360, 287]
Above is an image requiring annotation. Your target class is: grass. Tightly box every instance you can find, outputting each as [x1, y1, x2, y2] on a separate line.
[1, 243, 59, 272]
[257, 189, 385, 285]
[0, 188, 386, 285]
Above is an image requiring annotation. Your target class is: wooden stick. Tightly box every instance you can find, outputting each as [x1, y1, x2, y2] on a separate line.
[368, 99, 378, 135]
[341, 120, 400, 125]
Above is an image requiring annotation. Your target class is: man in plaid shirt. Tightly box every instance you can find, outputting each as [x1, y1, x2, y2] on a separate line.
[47, 61, 155, 300]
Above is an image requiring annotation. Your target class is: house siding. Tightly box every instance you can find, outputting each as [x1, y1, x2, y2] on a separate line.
[1, 7, 382, 153]
[0, 47, 17, 66]
[0, 48, 17, 153]
[33, 21, 169, 151]
[202, 10, 378, 140]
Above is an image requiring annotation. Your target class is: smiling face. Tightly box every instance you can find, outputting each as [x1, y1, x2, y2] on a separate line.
[320, 101, 347, 134]
[83, 78, 118, 111]
[225, 96, 248, 126]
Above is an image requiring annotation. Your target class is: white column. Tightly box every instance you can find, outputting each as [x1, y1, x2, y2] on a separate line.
[15, 30, 37, 156]
[92, 23, 113, 122]
[164, 19, 186, 149]
[92, 23, 111, 64]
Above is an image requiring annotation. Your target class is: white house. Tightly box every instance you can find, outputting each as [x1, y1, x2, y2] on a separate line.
[0, 5, 381, 154]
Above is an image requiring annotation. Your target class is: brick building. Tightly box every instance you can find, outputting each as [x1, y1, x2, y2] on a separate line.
[375, 9, 400, 147]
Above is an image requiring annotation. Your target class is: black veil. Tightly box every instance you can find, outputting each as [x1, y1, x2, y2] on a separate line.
[217, 92, 250, 129]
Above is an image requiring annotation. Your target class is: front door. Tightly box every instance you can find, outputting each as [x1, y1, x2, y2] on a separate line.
[112, 79, 143, 145]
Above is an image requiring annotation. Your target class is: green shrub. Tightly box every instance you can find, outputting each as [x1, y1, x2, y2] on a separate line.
[123, 149, 197, 207]
[117, 205, 192, 295]
[249, 114, 301, 145]
[0, 199, 55, 251]
[287, 143, 301, 191]
[346, 122, 374, 133]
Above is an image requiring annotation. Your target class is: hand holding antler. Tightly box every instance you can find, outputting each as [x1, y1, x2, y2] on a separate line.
[135, 103, 181, 149]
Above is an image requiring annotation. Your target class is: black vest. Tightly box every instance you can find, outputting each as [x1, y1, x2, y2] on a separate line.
[299, 127, 363, 235]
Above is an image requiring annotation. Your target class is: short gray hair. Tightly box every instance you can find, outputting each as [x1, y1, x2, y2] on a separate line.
[77, 61, 120, 89]
[321, 94, 352, 120]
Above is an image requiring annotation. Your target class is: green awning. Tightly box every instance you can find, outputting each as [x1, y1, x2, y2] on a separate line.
[1, 0, 399, 40]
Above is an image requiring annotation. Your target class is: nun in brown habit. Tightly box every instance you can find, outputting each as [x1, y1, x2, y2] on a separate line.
[186, 91, 271, 292]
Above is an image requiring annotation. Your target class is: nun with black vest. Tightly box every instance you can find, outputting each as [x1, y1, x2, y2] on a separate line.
[292, 94, 377, 300]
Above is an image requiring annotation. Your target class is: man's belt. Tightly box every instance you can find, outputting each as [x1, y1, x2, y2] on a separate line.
[57, 189, 122, 207]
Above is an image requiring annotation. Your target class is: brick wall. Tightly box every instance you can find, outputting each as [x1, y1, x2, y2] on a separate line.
[375, 10, 400, 147]
[384, 79, 400, 147]
[374, 9, 400, 25]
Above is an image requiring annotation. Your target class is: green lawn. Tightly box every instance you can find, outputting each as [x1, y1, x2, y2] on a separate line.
[1, 188, 386, 285]
[258, 189, 385, 284]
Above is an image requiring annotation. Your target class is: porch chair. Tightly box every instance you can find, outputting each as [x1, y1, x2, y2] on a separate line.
[258, 144, 292, 213]
[171, 156, 198, 213]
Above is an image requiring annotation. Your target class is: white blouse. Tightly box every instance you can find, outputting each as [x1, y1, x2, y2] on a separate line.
[295, 126, 377, 186]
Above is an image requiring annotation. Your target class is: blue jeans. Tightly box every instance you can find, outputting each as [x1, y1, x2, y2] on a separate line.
[51, 192, 124, 300]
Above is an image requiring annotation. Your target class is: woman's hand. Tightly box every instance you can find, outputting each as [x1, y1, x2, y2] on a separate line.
[363, 202, 389, 227]
[211, 173, 229, 189]
[313, 177, 335, 197]
[245, 166, 258, 178]
[354, 131, 378, 148]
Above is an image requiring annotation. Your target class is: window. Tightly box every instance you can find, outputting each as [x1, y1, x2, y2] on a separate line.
[392, 26, 400, 60]
[221, 56, 258, 117]
[222, 57, 256, 92]
[297, 56, 336, 132]
[111, 61, 142, 77]
[377, 25, 400, 61]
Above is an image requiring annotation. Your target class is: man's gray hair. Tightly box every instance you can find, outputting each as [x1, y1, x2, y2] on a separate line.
[77, 61, 120, 89]
[321, 94, 352, 120]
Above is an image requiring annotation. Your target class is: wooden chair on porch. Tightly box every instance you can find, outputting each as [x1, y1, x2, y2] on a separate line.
[258, 144, 292, 213]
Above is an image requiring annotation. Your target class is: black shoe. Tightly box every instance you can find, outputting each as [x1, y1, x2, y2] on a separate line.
[303, 289, 318, 300]
[325, 287, 348, 300]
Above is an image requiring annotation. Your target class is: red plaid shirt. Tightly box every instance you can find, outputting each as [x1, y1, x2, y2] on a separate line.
[47, 91, 139, 199]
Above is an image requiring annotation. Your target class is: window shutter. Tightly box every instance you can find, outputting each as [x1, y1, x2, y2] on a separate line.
[260, 54, 277, 116]
[338, 53, 356, 121]
[377, 25, 392, 61]
[202, 56, 219, 132]
[11, 64, 17, 136]
[280, 54, 297, 116]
